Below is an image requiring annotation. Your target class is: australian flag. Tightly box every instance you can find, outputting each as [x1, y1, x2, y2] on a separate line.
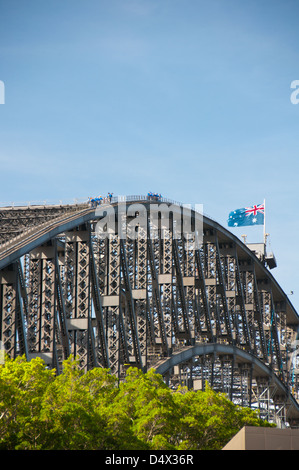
[228, 203, 265, 227]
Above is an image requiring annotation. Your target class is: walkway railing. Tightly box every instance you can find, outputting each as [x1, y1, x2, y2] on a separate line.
[0, 197, 88, 208]
[0, 194, 203, 213]
[109, 195, 207, 219]
[0, 195, 215, 255]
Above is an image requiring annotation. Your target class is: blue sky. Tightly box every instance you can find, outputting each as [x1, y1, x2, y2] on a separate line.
[0, 0, 299, 309]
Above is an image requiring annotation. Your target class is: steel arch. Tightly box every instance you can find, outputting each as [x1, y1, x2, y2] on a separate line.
[155, 343, 299, 426]
[0, 195, 299, 427]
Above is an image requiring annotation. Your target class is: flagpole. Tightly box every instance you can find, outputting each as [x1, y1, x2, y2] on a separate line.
[263, 198, 266, 246]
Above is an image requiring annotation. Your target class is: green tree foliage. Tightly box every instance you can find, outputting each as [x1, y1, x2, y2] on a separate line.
[0, 355, 56, 449]
[0, 355, 273, 450]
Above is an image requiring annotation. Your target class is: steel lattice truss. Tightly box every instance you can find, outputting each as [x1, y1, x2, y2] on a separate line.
[1, 196, 299, 427]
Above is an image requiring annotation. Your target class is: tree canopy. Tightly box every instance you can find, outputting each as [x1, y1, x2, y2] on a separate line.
[0, 355, 273, 450]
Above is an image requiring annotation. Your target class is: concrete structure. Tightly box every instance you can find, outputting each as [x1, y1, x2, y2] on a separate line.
[223, 426, 299, 450]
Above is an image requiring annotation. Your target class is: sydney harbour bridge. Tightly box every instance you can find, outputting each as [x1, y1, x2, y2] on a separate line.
[1, 195, 299, 428]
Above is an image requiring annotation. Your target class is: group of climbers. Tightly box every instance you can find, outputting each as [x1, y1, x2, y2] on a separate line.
[89, 192, 163, 207]
[88, 192, 113, 207]
[147, 192, 162, 201]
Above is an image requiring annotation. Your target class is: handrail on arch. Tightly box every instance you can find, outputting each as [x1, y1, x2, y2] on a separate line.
[108, 194, 206, 219]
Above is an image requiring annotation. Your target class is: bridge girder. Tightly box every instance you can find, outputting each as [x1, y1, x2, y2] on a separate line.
[0, 196, 299, 427]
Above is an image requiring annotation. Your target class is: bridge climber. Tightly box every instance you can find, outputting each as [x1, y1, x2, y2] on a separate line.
[0, 195, 299, 428]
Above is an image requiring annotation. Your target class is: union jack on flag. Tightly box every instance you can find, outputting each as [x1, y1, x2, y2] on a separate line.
[228, 203, 265, 227]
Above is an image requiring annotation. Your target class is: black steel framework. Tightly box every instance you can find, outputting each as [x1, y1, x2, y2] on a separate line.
[0, 195, 299, 427]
